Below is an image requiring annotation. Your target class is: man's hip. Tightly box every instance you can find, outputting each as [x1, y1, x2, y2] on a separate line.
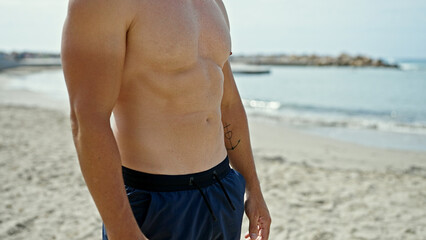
[103, 155, 246, 240]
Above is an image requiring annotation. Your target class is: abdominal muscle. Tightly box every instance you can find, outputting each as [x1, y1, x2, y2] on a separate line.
[111, 60, 228, 175]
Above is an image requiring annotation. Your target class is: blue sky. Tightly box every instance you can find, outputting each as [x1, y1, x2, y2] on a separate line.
[0, 0, 425, 59]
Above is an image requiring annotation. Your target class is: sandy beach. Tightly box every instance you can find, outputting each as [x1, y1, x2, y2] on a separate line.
[1, 104, 426, 240]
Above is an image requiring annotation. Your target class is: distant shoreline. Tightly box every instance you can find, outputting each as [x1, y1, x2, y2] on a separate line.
[0, 51, 61, 71]
[0, 51, 400, 71]
[230, 53, 399, 68]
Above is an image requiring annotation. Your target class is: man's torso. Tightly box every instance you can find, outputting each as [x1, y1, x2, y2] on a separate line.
[111, 0, 231, 174]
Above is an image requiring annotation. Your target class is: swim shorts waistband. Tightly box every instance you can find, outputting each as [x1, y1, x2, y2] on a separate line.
[122, 156, 231, 192]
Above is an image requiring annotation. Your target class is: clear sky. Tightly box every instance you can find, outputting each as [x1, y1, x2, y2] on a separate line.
[0, 0, 425, 59]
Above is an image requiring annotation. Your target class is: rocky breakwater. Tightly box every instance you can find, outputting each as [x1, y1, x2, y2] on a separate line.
[230, 53, 399, 68]
[0, 51, 61, 71]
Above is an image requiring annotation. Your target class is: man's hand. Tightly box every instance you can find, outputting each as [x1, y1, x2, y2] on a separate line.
[244, 191, 271, 240]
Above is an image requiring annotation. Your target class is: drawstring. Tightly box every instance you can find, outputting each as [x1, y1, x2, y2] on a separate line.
[189, 170, 236, 221]
[213, 171, 236, 211]
[190, 177, 217, 221]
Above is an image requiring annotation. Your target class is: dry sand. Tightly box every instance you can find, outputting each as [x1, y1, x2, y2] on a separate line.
[1, 104, 425, 240]
[246, 119, 426, 240]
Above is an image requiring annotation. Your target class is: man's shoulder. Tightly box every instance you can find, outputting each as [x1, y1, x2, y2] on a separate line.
[214, 0, 230, 28]
[68, 0, 111, 11]
[67, 0, 133, 19]
[66, 0, 135, 30]
[214, 0, 226, 12]
[68, 0, 126, 8]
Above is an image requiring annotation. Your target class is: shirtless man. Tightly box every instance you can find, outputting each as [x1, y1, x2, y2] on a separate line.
[61, 0, 270, 239]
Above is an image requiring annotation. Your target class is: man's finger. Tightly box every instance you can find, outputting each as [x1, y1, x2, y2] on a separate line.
[260, 226, 270, 240]
[259, 217, 271, 239]
[245, 232, 256, 239]
[248, 215, 259, 239]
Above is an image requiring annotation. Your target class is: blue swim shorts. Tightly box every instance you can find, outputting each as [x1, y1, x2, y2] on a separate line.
[102, 155, 246, 240]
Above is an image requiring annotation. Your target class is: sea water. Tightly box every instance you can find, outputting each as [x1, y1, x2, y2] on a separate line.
[1, 60, 425, 152]
[234, 60, 426, 152]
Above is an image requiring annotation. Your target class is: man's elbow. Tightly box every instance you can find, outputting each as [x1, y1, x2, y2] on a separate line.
[221, 99, 245, 116]
[221, 96, 243, 109]
[70, 109, 80, 138]
[68, 104, 111, 139]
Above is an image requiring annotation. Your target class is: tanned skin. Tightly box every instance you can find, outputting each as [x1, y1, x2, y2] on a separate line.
[61, 0, 271, 239]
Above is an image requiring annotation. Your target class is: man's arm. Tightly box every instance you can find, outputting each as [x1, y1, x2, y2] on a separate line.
[221, 60, 271, 240]
[61, 1, 145, 239]
[216, 2, 271, 239]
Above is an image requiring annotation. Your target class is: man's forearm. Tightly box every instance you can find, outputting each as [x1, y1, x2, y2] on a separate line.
[72, 117, 144, 239]
[221, 101, 261, 194]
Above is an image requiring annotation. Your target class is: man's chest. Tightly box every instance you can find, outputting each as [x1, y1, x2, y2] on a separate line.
[125, 0, 231, 71]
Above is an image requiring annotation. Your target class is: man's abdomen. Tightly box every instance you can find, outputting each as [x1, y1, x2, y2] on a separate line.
[111, 66, 228, 174]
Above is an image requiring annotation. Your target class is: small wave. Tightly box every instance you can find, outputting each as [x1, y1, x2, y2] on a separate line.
[282, 103, 392, 118]
[243, 99, 391, 118]
[242, 99, 281, 110]
[242, 99, 426, 135]
[397, 60, 426, 71]
[399, 63, 419, 71]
